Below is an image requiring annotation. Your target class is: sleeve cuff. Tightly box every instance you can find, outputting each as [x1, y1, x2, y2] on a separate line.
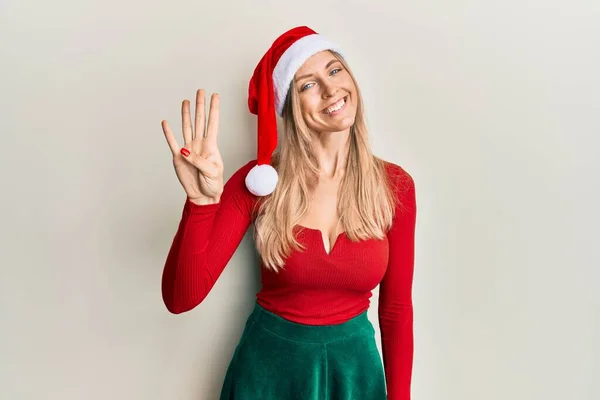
[184, 197, 221, 216]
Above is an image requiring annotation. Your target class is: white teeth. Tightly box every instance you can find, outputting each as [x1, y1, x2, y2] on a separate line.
[325, 98, 345, 114]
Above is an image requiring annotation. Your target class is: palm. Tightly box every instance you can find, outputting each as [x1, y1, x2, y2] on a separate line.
[162, 89, 224, 201]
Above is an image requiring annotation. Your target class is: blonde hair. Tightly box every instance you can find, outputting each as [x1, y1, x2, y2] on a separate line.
[252, 51, 399, 271]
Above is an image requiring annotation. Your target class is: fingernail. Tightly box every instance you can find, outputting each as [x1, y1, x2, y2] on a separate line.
[180, 148, 190, 157]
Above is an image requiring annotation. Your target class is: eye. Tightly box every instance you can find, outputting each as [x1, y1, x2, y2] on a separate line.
[301, 82, 314, 92]
[330, 68, 342, 75]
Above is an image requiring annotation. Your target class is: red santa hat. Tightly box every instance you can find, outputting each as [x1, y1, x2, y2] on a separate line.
[245, 26, 344, 196]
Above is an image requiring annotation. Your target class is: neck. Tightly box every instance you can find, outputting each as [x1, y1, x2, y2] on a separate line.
[311, 128, 351, 179]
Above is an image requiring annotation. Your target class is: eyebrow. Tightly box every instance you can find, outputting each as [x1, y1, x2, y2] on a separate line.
[295, 59, 341, 81]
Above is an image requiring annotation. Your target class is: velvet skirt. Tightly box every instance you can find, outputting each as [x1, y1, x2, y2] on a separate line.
[219, 302, 387, 400]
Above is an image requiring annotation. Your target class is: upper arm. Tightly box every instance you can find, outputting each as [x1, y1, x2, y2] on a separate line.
[379, 164, 417, 313]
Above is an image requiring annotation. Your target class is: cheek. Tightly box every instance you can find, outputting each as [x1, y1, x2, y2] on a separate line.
[345, 77, 357, 95]
[301, 96, 324, 118]
[298, 94, 315, 112]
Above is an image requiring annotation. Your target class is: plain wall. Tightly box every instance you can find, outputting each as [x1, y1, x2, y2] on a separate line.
[1, 0, 598, 399]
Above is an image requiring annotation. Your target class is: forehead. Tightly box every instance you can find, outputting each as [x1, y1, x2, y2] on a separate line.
[295, 50, 339, 76]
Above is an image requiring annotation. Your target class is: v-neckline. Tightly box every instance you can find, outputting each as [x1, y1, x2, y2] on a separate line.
[295, 225, 346, 256]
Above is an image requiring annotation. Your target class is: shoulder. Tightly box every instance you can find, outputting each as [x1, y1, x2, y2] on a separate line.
[380, 159, 417, 222]
[381, 159, 415, 195]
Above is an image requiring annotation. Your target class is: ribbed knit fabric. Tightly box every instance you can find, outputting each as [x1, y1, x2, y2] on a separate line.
[161, 159, 417, 400]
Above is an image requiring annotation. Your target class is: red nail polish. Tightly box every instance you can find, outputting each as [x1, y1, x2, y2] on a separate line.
[180, 148, 190, 157]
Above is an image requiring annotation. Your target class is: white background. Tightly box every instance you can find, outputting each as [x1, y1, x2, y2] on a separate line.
[1, 0, 598, 399]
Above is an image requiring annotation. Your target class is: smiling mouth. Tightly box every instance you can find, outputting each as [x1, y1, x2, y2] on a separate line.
[322, 96, 348, 115]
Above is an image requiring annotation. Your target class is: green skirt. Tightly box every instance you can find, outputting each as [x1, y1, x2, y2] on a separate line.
[220, 302, 387, 400]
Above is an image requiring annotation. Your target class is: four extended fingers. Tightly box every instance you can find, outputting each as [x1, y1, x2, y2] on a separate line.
[163, 89, 219, 156]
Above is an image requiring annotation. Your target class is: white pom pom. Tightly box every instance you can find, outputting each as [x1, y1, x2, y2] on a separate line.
[245, 164, 279, 196]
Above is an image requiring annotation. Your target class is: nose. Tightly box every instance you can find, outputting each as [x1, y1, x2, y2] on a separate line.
[322, 81, 338, 99]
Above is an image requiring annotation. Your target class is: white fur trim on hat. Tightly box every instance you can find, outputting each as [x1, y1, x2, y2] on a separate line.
[245, 164, 279, 196]
[272, 34, 343, 116]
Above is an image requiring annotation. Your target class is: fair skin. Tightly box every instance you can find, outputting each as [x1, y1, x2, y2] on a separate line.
[161, 90, 224, 206]
[161, 51, 358, 253]
[293, 51, 358, 252]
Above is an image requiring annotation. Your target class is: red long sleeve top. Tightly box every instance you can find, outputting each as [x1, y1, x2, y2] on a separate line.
[161, 159, 417, 400]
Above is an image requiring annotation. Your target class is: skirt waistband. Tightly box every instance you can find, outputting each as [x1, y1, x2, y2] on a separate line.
[247, 302, 373, 344]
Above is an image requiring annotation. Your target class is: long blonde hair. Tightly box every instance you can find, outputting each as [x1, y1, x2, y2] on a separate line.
[252, 51, 399, 271]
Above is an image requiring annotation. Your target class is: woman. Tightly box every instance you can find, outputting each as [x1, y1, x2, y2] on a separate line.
[161, 26, 416, 400]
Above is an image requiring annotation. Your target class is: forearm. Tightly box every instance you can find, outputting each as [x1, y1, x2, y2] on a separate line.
[161, 199, 220, 314]
[380, 307, 414, 400]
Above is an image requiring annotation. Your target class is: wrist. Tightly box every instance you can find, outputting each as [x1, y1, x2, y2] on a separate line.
[189, 196, 220, 205]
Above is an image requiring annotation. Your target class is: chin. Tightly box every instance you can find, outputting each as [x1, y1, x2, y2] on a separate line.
[313, 112, 357, 133]
[322, 113, 356, 132]
[333, 119, 355, 132]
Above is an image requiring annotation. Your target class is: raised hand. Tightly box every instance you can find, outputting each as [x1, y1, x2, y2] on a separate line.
[162, 89, 224, 205]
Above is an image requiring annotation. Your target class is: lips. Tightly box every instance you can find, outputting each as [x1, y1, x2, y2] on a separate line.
[322, 95, 348, 114]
